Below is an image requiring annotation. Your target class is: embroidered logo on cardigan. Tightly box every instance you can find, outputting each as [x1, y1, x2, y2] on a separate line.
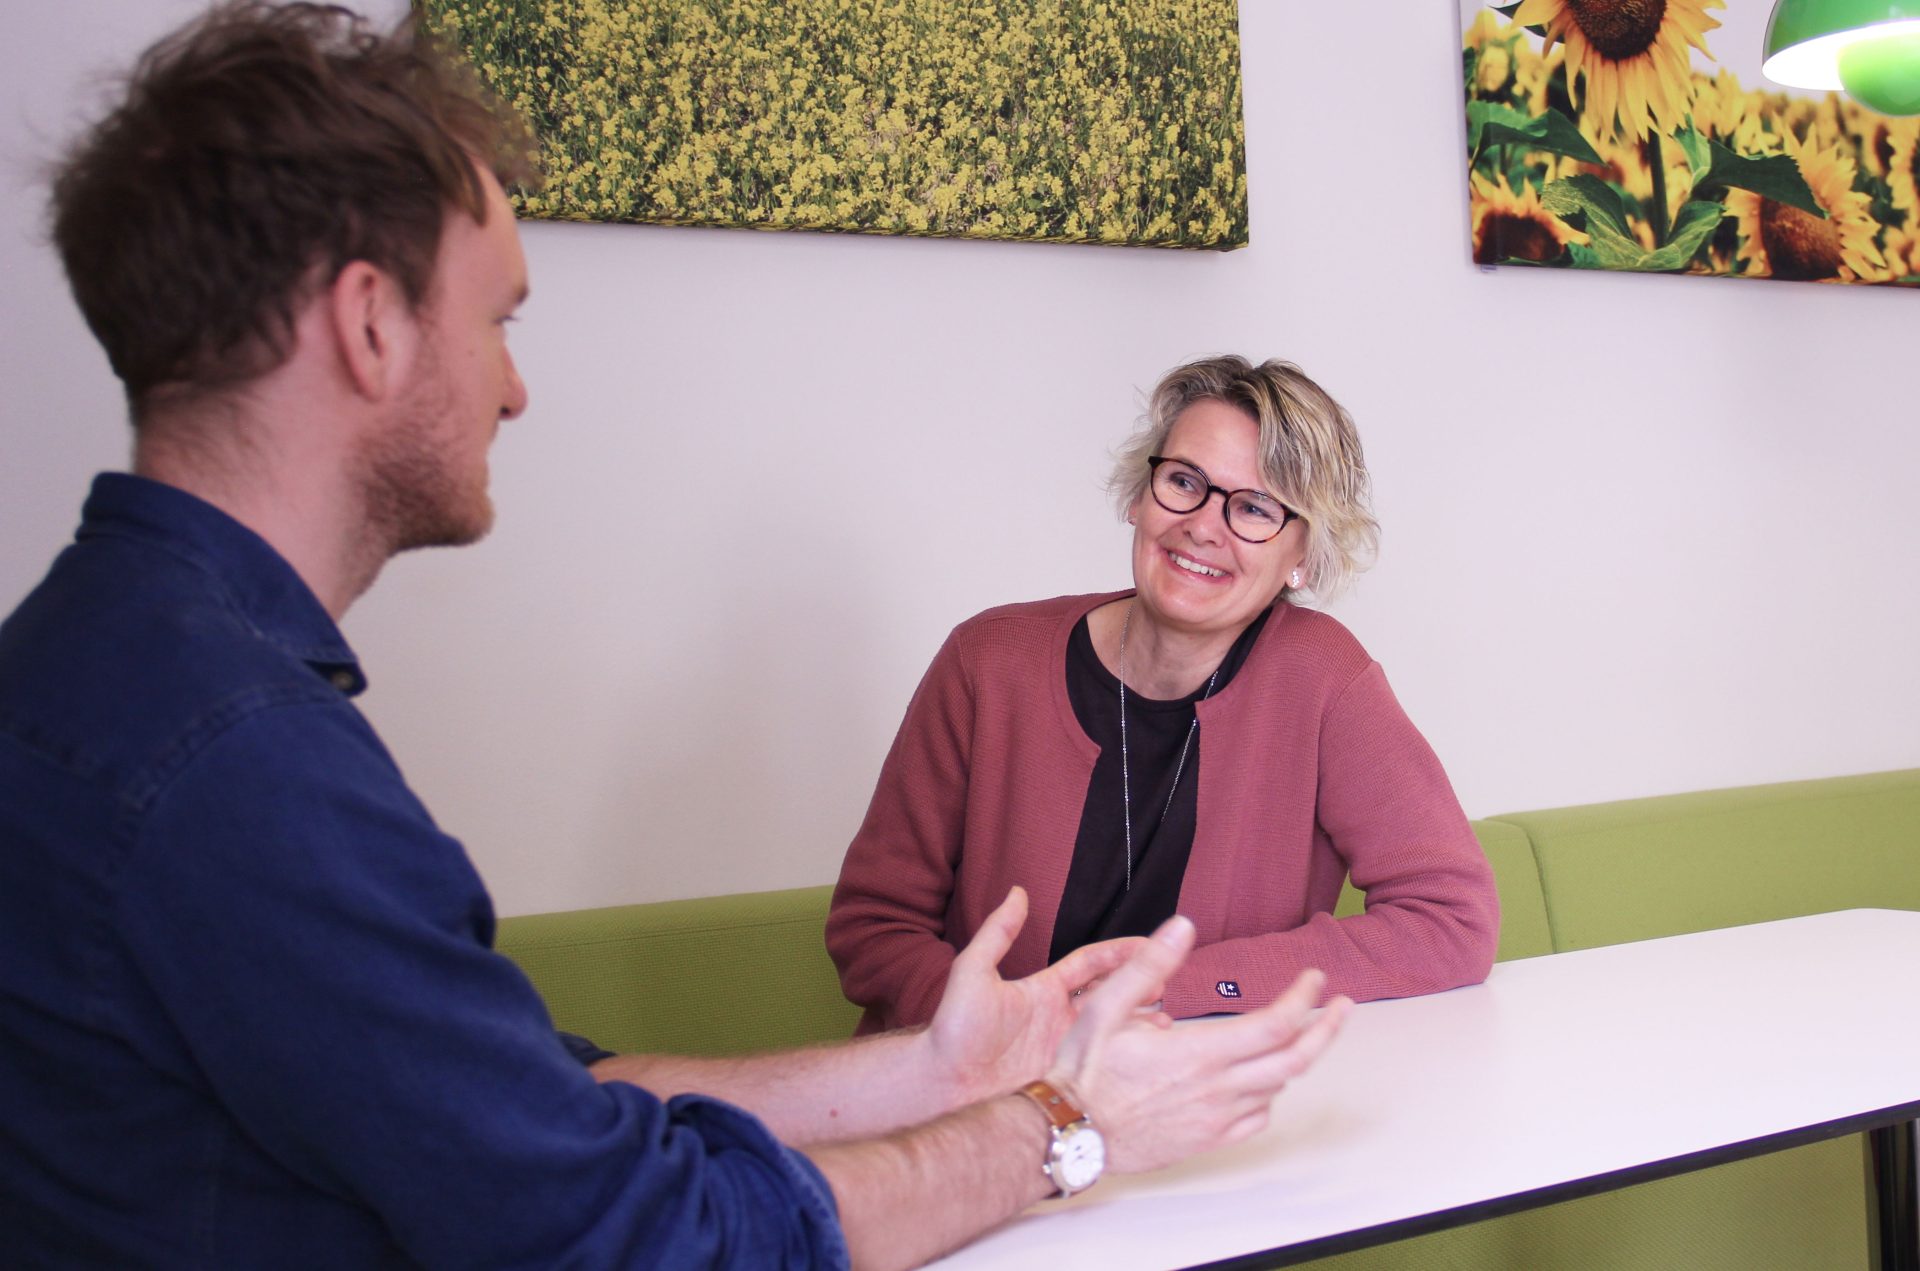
[1215, 980, 1241, 999]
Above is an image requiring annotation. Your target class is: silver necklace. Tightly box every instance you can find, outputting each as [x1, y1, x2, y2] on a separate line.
[1117, 602, 1219, 891]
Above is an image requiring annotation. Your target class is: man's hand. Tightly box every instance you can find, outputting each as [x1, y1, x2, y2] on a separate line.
[1049, 914, 1350, 1174]
[927, 887, 1143, 1105]
[807, 908, 1345, 1271]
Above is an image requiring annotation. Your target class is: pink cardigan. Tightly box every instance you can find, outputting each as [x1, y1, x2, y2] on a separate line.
[825, 592, 1499, 1030]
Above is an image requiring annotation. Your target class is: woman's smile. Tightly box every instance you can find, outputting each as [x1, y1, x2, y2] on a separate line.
[1163, 547, 1230, 581]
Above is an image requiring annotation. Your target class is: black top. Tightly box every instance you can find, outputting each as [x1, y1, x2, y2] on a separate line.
[1048, 605, 1274, 962]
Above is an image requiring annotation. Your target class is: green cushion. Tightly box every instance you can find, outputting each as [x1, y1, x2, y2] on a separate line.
[495, 884, 858, 1057]
[1490, 768, 1920, 954]
[1334, 819, 1552, 962]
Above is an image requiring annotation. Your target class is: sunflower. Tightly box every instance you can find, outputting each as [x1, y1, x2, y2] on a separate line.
[1695, 227, 1738, 275]
[1853, 111, 1898, 182]
[1888, 118, 1920, 219]
[1727, 128, 1887, 282]
[1776, 95, 1821, 147]
[1513, 0, 1723, 141]
[1471, 172, 1588, 264]
[1692, 69, 1772, 154]
[1464, 9, 1516, 97]
[1465, 8, 1557, 111]
[1464, 7, 1506, 56]
[1880, 223, 1920, 281]
[1799, 94, 1849, 154]
[1478, 40, 1516, 96]
[1515, 41, 1564, 116]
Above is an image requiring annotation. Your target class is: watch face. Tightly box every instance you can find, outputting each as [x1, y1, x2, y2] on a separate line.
[1053, 1124, 1106, 1191]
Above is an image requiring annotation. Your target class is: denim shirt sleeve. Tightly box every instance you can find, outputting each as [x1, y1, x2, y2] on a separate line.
[558, 1030, 617, 1067]
[112, 700, 848, 1270]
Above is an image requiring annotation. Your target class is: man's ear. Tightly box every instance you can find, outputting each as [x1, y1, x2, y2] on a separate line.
[327, 261, 412, 400]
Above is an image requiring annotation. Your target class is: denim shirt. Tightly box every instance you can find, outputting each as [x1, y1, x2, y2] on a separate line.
[0, 474, 846, 1269]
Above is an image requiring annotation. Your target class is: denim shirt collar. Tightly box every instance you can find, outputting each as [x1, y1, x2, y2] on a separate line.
[78, 472, 367, 696]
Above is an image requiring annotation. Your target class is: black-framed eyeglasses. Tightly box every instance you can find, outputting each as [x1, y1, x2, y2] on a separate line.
[1146, 456, 1300, 544]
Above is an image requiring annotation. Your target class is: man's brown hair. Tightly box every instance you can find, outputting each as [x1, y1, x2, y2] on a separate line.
[49, 1, 538, 419]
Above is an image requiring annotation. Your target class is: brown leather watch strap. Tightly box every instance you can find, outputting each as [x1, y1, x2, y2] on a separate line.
[1017, 1080, 1086, 1131]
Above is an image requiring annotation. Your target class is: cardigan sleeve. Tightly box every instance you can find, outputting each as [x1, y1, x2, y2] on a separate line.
[825, 629, 976, 1033]
[1161, 661, 1499, 1016]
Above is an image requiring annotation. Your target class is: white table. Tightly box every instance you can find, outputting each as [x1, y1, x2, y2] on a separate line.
[929, 908, 1920, 1270]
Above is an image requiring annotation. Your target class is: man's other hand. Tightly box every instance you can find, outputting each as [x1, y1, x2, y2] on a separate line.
[1047, 914, 1350, 1174]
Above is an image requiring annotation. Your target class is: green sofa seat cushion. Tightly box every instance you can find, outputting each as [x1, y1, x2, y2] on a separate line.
[496, 884, 858, 1057]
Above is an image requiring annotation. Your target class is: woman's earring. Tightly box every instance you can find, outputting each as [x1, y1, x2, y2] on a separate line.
[1289, 569, 1303, 588]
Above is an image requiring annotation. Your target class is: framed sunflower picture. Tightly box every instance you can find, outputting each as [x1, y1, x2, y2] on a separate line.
[1460, 0, 1920, 284]
[418, 0, 1249, 249]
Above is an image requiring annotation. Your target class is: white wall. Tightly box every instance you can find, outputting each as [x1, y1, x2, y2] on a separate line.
[5, 1, 1916, 917]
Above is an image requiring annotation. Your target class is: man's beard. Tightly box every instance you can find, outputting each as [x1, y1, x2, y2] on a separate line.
[354, 342, 494, 557]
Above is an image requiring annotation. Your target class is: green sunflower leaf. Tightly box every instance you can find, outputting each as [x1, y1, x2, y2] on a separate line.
[1675, 124, 1713, 182]
[1541, 174, 1631, 239]
[1694, 141, 1825, 218]
[1467, 101, 1526, 154]
[1577, 229, 1651, 270]
[1468, 102, 1603, 165]
[1637, 200, 1725, 270]
[1564, 200, 1724, 272]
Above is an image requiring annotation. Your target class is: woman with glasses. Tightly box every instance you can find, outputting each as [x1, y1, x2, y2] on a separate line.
[826, 355, 1499, 1032]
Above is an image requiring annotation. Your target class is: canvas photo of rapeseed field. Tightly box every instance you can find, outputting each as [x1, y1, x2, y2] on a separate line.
[418, 0, 1249, 249]
[1462, 0, 1920, 284]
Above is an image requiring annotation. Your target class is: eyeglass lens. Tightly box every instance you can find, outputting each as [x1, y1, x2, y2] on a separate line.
[1150, 459, 1288, 543]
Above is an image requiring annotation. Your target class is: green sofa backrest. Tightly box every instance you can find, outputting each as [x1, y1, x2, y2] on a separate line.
[1490, 767, 1920, 954]
[496, 884, 857, 1057]
[1335, 819, 1552, 962]
[500, 769, 1920, 1060]
[508, 818, 1550, 1058]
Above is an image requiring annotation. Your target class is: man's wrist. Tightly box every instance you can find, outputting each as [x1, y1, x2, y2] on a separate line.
[1012, 1078, 1106, 1197]
[905, 1026, 982, 1117]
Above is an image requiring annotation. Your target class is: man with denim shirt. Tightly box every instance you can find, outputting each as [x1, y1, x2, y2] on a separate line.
[0, 4, 1349, 1268]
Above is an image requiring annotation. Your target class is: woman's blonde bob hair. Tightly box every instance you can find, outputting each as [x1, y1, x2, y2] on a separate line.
[1109, 355, 1379, 602]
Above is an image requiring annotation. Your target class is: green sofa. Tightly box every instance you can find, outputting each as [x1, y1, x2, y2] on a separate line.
[496, 767, 1920, 1269]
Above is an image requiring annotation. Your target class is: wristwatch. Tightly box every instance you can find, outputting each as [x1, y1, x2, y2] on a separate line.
[1017, 1080, 1106, 1197]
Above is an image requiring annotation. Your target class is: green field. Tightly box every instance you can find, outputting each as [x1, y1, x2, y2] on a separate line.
[420, 0, 1248, 248]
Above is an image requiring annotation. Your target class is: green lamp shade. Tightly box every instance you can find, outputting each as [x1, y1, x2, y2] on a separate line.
[1836, 29, 1920, 113]
[1763, 0, 1920, 115]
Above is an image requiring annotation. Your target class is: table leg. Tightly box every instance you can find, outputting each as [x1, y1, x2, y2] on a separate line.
[1867, 1121, 1918, 1271]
